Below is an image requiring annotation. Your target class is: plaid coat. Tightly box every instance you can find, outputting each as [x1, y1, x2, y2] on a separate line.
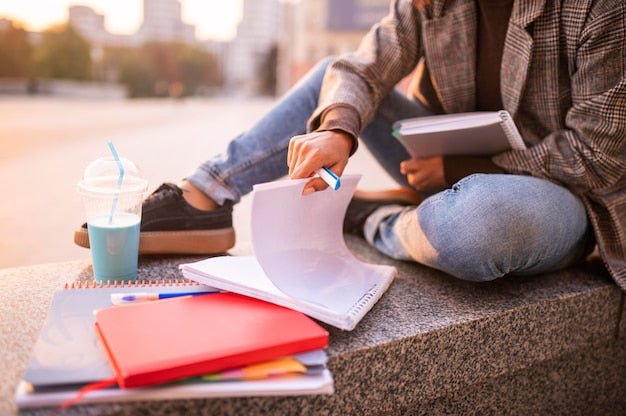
[310, 0, 626, 289]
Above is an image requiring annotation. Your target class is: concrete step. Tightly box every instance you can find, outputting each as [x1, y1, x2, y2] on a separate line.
[2, 236, 624, 415]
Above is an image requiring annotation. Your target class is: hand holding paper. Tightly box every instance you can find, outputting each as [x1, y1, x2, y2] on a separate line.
[287, 130, 352, 194]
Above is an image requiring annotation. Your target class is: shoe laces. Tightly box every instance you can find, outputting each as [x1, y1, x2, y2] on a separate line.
[145, 183, 182, 203]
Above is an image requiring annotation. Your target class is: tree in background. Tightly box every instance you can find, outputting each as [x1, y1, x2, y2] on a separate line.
[105, 42, 222, 98]
[32, 24, 91, 80]
[0, 21, 32, 78]
[256, 43, 278, 96]
[102, 47, 158, 98]
[177, 43, 223, 97]
[0, 20, 223, 98]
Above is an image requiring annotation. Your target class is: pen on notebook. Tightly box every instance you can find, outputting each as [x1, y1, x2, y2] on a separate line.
[110, 292, 214, 305]
[315, 167, 340, 190]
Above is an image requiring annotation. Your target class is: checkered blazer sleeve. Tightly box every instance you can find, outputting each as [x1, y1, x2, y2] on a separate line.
[494, 2, 626, 196]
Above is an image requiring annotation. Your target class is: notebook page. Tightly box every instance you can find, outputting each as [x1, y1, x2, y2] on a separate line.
[180, 255, 285, 298]
[251, 175, 394, 316]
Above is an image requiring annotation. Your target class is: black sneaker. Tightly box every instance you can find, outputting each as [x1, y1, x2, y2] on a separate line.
[73, 183, 235, 254]
[343, 188, 423, 237]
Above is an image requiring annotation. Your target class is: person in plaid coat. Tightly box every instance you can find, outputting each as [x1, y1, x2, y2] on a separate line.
[292, 0, 625, 288]
[75, 0, 625, 289]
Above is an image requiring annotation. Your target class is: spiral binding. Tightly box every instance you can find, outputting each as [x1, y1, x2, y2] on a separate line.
[64, 279, 203, 289]
[497, 110, 525, 150]
[347, 285, 379, 317]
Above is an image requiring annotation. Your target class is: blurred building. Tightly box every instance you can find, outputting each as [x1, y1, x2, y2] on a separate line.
[67, 6, 107, 45]
[220, 0, 389, 96]
[276, 0, 389, 94]
[68, 0, 195, 48]
[225, 0, 281, 94]
[136, 0, 195, 44]
[60, 0, 392, 96]
[68, 5, 133, 50]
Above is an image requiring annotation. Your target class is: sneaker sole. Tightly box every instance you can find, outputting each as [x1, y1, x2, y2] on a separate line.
[73, 227, 235, 255]
[353, 188, 423, 205]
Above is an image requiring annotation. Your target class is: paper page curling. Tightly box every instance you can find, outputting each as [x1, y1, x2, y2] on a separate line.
[251, 175, 387, 314]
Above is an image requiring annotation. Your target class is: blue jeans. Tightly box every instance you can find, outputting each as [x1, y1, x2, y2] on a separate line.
[188, 57, 593, 282]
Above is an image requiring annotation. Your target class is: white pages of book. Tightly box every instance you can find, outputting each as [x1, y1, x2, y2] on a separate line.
[180, 174, 397, 331]
[16, 371, 333, 408]
[392, 110, 526, 159]
[16, 361, 332, 409]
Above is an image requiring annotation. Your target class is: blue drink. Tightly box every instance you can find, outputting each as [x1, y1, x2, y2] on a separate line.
[87, 213, 140, 283]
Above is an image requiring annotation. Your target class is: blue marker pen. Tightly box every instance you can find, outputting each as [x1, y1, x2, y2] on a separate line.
[110, 291, 215, 305]
[315, 167, 341, 190]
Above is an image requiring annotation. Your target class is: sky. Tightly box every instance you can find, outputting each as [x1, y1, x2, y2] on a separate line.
[0, 0, 243, 41]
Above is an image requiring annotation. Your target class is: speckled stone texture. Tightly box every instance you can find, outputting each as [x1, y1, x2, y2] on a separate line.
[2, 236, 624, 416]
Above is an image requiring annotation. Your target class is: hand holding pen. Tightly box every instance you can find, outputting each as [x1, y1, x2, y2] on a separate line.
[287, 130, 352, 195]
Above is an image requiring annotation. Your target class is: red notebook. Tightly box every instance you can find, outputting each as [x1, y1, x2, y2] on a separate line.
[94, 292, 328, 388]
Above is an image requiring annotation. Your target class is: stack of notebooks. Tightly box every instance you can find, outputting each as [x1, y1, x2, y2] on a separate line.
[16, 282, 333, 408]
[17, 174, 397, 409]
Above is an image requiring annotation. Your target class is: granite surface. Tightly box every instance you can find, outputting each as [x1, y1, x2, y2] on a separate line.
[411, 339, 626, 416]
[2, 236, 624, 415]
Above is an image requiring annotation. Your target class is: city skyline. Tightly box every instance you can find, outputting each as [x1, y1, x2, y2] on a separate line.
[0, 0, 242, 41]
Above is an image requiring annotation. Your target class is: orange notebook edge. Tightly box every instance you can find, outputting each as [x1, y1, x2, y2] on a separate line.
[120, 337, 328, 388]
[94, 322, 124, 388]
[94, 293, 329, 389]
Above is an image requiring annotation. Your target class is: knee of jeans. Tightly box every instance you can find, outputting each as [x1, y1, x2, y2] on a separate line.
[415, 210, 507, 282]
[431, 237, 513, 282]
[437, 247, 512, 282]
[414, 177, 586, 282]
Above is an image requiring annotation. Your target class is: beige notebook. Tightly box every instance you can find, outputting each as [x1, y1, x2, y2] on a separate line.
[393, 110, 526, 158]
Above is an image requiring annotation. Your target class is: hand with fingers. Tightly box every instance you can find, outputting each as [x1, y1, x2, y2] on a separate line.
[287, 130, 353, 195]
[400, 156, 446, 192]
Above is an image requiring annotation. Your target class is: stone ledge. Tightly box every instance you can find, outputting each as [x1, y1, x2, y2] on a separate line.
[2, 236, 624, 415]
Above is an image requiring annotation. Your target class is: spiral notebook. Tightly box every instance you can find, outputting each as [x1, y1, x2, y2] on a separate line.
[180, 175, 397, 331]
[392, 110, 526, 158]
[16, 282, 333, 408]
[21, 281, 217, 390]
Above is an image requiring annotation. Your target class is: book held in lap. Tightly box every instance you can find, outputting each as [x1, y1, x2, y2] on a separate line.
[392, 110, 526, 159]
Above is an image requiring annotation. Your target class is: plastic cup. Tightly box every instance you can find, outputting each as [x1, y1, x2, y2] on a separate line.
[78, 157, 148, 283]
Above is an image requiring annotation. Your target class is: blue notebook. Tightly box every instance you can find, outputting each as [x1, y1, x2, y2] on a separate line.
[22, 281, 216, 390]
